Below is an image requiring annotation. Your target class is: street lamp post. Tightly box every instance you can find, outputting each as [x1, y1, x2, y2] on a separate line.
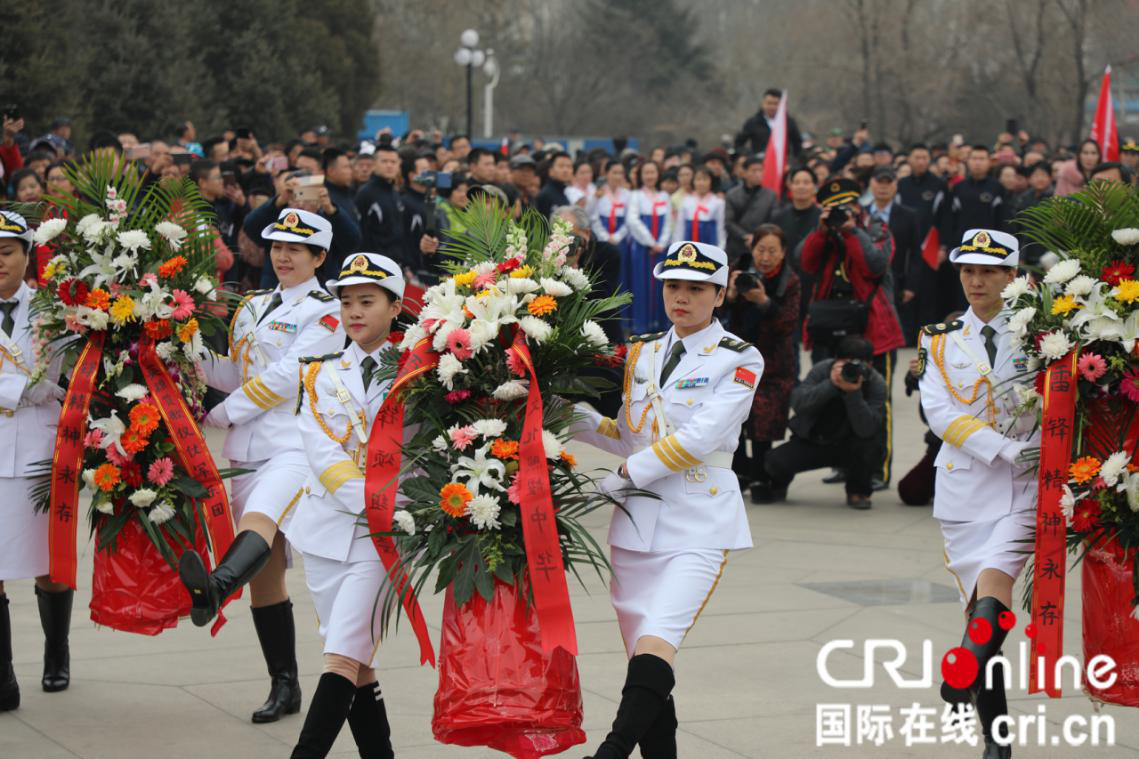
[454, 29, 486, 138]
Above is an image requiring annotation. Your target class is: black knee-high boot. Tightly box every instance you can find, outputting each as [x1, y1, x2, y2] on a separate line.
[941, 596, 1011, 707]
[36, 586, 73, 692]
[290, 672, 357, 759]
[251, 599, 302, 723]
[179, 530, 272, 627]
[587, 654, 675, 759]
[347, 681, 394, 759]
[637, 695, 677, 759]
[0, 596, 18, 711]
[976, 653, 1012, 759]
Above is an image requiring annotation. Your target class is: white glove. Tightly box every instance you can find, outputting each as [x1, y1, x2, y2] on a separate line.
[22, 380, 65, 406]
[599, 471, 632, 501]
[998, 439, 1032, 465]
[205, 402, 231, 429]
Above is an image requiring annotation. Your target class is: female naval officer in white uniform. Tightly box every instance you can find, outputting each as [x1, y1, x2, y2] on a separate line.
[571, 240, 763, 759]
[917, 228, 1037, 759]
[179, 207, 345, 724]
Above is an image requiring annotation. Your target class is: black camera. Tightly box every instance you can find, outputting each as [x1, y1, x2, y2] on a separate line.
[825, 206, 849, 229]
[567, 234, 586, 259]
[413, 170, 437, 189]
[840, 359, 871, 383]
[735, 272, 758, 294]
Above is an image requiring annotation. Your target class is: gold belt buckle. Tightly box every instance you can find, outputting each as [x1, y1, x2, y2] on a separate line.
[0, 408, 13, 417]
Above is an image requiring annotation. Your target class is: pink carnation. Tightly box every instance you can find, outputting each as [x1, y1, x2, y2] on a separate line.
[1121, 370, 1139, 403]
[506, 349, 527, 377]
[1078, 352, 1108, 382]
[506, 474, 522, 505]
[170, 289, 195, 320]
[84, 429, 104, 449]
[473, 271, 498, 290]
[446, 328, 473, 361]
[449, 425, 477, 451]
[444, 389, 472, 404]
[105, 444, 132, 466]
[148, 457, 175, 486]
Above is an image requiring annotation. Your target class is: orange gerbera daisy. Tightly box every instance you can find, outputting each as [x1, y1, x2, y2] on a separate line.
[176, 318, 199, 343]
[439, 482, 473, 517]
[1070, 456, 1101, 484]
[158, 255, 188, 278]
[129, 401, 161, 435]
[85, 288, 111, 310]
[121, 426, 151, 455]
[560, 450, 577, 469]
[93, 463, 121, 492]
[528, 295, 557, 317]
[491, 438, 520, 460]
[144, 319, 174, 340]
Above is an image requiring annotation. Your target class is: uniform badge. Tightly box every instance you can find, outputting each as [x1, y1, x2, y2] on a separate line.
[676, 377, 709, 390]
[915, 347, 928, 378]
[267, 320, 297, 334]
[319, 315, 339, 332]
[1013, 357, 1028, 373]
[922, 190, 934, 201]
[733, 367, 757, 389]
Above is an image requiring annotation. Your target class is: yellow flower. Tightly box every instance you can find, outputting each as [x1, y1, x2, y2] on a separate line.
[110, 295, 137, 325]
[453, 270, 477, 288]
[1051, 295, 1081, 316]
[176, 318, 199, 343]
[42, 257, 63, 281]
[510, 265, 533, 279]
[1114, 279, 1139, 304]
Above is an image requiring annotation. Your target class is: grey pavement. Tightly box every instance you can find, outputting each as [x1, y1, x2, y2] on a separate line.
[3, 347, 1137, 757]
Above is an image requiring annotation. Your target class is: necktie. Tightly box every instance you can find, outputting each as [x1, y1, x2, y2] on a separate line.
[361, 356, 377, 392]
[0, 301, 16, 337]
[257, 292, 284, 324]
[659, 341, 686, 386]
[981, 325, 998, 368]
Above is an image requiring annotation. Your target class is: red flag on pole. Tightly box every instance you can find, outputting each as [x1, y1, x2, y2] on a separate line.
[921, 226, 940, 270]
[761, 92, 788, 198]
[1091, 65, 1120, 162]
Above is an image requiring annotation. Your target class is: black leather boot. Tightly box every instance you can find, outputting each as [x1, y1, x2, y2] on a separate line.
[941, 597, 1011, 707]
[36, 586, 73, 692]
[347, 681, 394, 759]
[290, 672, 357, 759]
[179, 530, 272, 627]
[251, 599, 302, 723]
[586, 654, 675, 759]
[0, 596, 19, 711]
[977, 651, 1012, 758]
[637, 694, 677, 758]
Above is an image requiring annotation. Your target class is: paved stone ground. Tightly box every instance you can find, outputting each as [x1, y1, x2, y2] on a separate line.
[3, 346, 1138, 757]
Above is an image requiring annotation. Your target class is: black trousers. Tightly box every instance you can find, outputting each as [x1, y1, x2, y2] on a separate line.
[765, 434, 879, 498]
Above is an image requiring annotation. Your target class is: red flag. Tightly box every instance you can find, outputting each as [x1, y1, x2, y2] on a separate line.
[761, 92, 788, 198]
[1091, 65, 1120, 162]
[921, 226, 940, 270]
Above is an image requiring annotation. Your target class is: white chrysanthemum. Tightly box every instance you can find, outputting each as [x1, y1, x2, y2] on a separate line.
[1101, 451, 1131, 488]
[1043, 258, 1080, 285]
[466, 319, 497, 353]
[1111, 228, 1139, 246]
[472, 419, 507, 439]
[1059, 485, 1075, 524]
[432, 321, 461, 352]
[1065, 275, 1096, 298]
[115, 384, 149, 402]
[1039, 331, 1073, 361]
[155, 341, 178, 361]
[541, 429, 563, 459]
[506, 277, 541, 295]
[84, 307, 109, 331]
[128, 488, 158, 508]
[75, 214, 102, 239]
[398, 324, 428, 351]
[467, 494, 501, 530]
[437, 352, 467, 390]
[393, 510, 416, 535]
[183, 329, 206, 360]
[1008, 307, 1036, 333]
[540, 277, 573, 297]
[519, 316, 553, 343]
[1000, 276, 1031, 301]
[473, 261, 497, 276]
[193, 276, 215, 296]
[561, 267, 590, 291]
[33, 218, 67, 245]
[492, 380, 529, 401]
[150, 502, 176, 524]
[1127, 474, 1139, 513]
[581, 320, 608, 347]
[432, 435, 448, 452]
[82, 469, 98, 491]
[95, 498, 114, 515]
[155, 221, 188, 249]
[117, 229, 152, 253]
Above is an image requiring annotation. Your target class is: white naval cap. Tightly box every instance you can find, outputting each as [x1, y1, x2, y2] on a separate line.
[326, 252, 405, 299]
[261, 207, 333, 251]
[652, 240, 729, 287]
[0, 210, 34, 249]
[949, 228, 1019, 267]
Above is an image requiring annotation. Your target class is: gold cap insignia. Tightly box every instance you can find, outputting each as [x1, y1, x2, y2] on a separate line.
[349, 255, 370, 273]
[973, 231, 991, 248]
[677, 243, 698, 263]
[282, 212, 300, 229]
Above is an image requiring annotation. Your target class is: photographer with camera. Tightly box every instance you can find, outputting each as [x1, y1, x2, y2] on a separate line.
[763, 336, 887, 509]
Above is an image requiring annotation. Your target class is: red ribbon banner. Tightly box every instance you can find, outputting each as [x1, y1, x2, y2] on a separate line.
[49, 332, 106, 588]
[366, 338, 440, 667]
[1029, 351, 1078, 698]
[507, 332, 578, 655]
[138, 335, 239, 634]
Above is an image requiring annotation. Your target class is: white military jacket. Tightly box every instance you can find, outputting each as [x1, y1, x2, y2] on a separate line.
[918, 308, 1039, 522]
[0, 283, 63, 477]
[574, 320, 762, 552]
[204, 277, 344, 462]
[287, 342, 394, 563]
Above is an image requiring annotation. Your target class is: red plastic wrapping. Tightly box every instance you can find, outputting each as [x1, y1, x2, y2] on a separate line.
[89, 518, 204, 635]
[1082, 544, 1139, 706]
[432, 581, 586, 758]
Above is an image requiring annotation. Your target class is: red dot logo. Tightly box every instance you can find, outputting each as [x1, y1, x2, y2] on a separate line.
[968, 617, 992, 645]
[998, 611, 1017, 631]
[941, 647, 979, 689]
[1024, 623, 1038, 639]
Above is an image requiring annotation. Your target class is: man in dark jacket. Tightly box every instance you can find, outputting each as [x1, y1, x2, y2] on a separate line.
[724, 157, 778, 265]
[734, 88, 803, 157]
[897, 143, 949, 329]
[1010, 161, 1053, 267]
[865, 166, 920, 344]
[764, 336, 887, 508]
[322, 147, 359, 223]
[535, 151, 572, 217]
[354, 143, 408, 268]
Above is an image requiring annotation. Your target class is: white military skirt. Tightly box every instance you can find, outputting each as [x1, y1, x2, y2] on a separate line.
[303, 553, 389, 665]
[230, 450, 312, 529]
[0, 477, 48, 580]
[610, 546, 730, 657]
[939, 508, 1035, 608]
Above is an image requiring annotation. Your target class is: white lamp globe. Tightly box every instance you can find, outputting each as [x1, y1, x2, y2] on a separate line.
[471, 50, 486, 67]
[454, 48, 472, 66]
[460, 29, 480, 48]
